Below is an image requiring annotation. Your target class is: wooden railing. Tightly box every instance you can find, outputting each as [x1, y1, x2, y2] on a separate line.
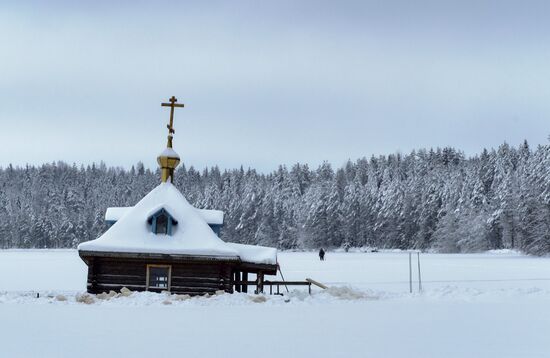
[233, 277, 327, 295]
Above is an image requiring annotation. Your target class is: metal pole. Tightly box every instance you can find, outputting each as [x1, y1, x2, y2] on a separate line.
[409, 252, 412, 293]
[417, 252, 422, 292]
[277, 265, 290, 293]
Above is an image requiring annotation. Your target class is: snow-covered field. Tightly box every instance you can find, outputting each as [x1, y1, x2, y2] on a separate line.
[1, 250, 550, 358]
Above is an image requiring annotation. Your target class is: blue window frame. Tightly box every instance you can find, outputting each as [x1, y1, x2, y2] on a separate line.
[147, 209, 177, 235]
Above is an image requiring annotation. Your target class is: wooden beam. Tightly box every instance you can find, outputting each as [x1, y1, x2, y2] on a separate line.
[306, 278, 328, 289]
[265, 280, 312, 285]
[242, 272, 248, 293]
[79, 250, 240, 263]
[237, 262, 278, 275]
[233, 280, 311, 286]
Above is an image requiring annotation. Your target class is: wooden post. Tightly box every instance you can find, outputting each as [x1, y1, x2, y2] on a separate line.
[234, 271, 241, 293]
[242, 272, 248, 293]
[256, 272, 264, 294]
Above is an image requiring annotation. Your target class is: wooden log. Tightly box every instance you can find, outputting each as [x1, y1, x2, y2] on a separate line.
[170, 285, 218, 292]
[94, 283, 147, 292]
[306, 278, 328, 289]
[170, 276, 223, 283]
[170, 282, 223, 289]
[95, 276, 146, 286]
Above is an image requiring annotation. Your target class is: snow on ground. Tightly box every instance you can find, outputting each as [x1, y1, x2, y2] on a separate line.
[1, 250, 550, 357]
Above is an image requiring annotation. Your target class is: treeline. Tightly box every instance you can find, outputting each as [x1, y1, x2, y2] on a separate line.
[0, 139, 549, 254]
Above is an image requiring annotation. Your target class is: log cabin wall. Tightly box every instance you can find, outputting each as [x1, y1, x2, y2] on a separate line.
[85, 256, 234, 295]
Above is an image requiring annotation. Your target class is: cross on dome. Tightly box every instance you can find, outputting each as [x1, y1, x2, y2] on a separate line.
[158, 96, 184, 183]
[161, 96, 184, 142]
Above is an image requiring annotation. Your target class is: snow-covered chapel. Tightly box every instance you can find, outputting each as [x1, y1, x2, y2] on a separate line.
[78, 96, 277, 295]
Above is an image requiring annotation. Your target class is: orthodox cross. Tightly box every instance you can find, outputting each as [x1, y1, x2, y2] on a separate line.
[161, 96, 184, 136]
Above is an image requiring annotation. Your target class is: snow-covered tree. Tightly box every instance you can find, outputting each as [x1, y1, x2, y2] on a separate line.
[0, 138, 549, 255]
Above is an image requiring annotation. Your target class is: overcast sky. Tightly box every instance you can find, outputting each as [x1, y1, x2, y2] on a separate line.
[1, 1, 549, 172]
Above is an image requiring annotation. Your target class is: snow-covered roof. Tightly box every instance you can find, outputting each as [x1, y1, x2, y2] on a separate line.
[106, 206, 224, 225]
[105, 207, 131, 222]
[226, 243, 278, 265]
[80, 182, 276, 265]
[195, 209, 224, 225]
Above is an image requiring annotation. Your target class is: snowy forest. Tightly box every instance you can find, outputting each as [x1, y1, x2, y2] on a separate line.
[0, 140, 549, 255]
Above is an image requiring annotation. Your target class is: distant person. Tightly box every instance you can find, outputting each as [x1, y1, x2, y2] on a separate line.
[319, 248, 326, 261]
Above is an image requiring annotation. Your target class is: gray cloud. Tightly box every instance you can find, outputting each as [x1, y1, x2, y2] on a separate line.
[1, 0, 549, 171]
